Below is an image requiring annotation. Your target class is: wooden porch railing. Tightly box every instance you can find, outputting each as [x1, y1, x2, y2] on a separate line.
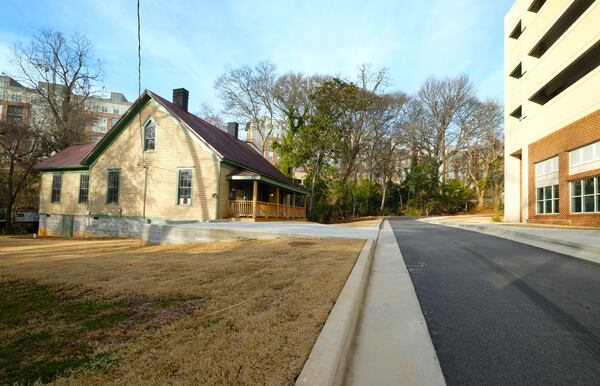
[229, 200, 306, 219]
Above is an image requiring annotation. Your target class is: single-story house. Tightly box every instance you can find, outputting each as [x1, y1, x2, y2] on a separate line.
[34, 88, 306, 238]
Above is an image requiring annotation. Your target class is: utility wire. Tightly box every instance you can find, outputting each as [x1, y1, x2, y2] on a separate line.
[137, 0, 141, 97]
[137, 0, 149, 220]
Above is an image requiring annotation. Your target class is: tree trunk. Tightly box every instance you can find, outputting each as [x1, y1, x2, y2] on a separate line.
[5, 160, 15, 233]
[308, 151, 322, 215]
[476, 190, 485, 211]
[380, 179, 387, 213]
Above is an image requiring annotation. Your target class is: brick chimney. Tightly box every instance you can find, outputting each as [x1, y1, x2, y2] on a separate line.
[226, 122, 239, 139]
[172, 88, 189, 112]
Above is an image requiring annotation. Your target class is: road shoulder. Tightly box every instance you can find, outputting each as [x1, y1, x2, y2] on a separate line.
[421, 219, 600, 265]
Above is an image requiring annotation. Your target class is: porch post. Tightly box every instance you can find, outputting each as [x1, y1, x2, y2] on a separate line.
[292, 192, 296, 218]
[303, 194, 307, 219]
[252, 180, 258, 219]
[275, 187, 280, 218]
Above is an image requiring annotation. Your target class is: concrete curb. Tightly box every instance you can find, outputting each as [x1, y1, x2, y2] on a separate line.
[345, 221, 446, 386]
[420, 219, 600, 264]
[295, 237, 377, 386]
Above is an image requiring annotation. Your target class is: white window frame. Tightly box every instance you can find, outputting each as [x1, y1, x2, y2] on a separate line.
[177, 169, 193, 206]
[535, 156, 558, 177]
[143, 118, 157, 152]
[536, 184, 559, 215]
[570, 140, 600, 168]
[571, 177, 600, 214]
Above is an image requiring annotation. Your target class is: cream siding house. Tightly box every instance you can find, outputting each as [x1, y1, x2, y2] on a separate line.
[35, 89, 306, 238]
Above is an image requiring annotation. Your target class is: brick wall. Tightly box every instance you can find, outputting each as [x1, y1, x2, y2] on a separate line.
[528, 109, 600, 226]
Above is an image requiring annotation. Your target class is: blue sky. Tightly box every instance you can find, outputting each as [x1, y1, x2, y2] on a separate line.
[0, 0, 513, 114]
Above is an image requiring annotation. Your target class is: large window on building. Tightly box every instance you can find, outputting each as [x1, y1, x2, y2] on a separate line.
[535, 156, 559, 176]
[91, 116, 108, 133]
[570, 140, 600, 167]
[107, 170, 120, 204]
[571, 177, 600, 213]
[536, 185, 559, 214]
[51, 175, 62, 203]
[79, 174, 89, 203]
[144, 121, 156, 151]
[177, 170, 192, 205]
[7, 105, 24, 122]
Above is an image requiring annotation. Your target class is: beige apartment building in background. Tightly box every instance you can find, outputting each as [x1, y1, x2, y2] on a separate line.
[0, 75, 131, 141]
[504, 0, 600, 226]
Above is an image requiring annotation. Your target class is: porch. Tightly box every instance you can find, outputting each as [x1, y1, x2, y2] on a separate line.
[227, 173, 307, 220]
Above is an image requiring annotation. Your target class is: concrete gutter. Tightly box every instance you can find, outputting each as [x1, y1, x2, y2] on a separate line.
[295, 222, 382, 386]
[421, 219, 600, 265]
[345, 221, 446, 386]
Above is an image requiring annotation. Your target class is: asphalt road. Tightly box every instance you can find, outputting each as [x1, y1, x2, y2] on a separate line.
[390, 218, 600, 386]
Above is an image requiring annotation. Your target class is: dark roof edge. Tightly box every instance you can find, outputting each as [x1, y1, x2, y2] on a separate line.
[37, 167, 90, 172]
[82, 92, 152, 166]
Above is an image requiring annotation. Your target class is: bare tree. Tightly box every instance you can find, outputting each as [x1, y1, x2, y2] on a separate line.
[415, 74, 475, 182]
[461, 100, 504, 210]
[340, 64, 390, 186]
[198, 103, 226, 130]
[214, 62, 277, 154]
[11, 29, 103, 151]
[0, 119, 48, 233]
[273, 72, 324, 131]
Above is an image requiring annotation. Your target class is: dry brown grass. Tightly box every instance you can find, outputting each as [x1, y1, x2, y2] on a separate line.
[0, 236, 363, 385]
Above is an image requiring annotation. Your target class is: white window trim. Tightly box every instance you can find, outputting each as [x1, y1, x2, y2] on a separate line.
[143, 117, 157, 152]
[536, 183, 559, 215]
[177, 168, 193, 206]
[570, 177, 600, 214]
[569, 141, 600, 168]
[535, 156, 559, 177]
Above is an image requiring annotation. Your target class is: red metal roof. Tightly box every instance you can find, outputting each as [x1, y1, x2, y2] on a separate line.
[148, 91, 294, 185]
[34, 143, 96, 170]
[34, 90, 297, 190]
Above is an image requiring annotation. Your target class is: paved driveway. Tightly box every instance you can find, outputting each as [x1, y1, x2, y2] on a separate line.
[391, 218, 600, 386]
[179, 221, 379, 240]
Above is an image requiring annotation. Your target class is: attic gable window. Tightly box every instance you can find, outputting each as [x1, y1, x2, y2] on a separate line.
[144, 120, 156, 151]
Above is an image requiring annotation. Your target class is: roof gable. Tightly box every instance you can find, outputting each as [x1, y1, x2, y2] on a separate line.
[77, 89, 295, 187]
[148, 91, 293, 185]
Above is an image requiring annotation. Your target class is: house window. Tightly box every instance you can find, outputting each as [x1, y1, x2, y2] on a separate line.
[79, 174, 89, 203]
[144, 121, 156, 151]
[536, 184, 559, 214]
[178, 169, 192, 205]
[111, 117, 119, 127]
[51, 175, 62, 203]
[571, 177, 600, 213]
[107, 170, 120, 204]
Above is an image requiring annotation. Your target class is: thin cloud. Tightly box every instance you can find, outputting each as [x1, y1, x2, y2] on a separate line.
[0, 0, 513, 111]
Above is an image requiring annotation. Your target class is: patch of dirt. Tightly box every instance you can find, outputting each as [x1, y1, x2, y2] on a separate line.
[288, 241, 317, 247]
